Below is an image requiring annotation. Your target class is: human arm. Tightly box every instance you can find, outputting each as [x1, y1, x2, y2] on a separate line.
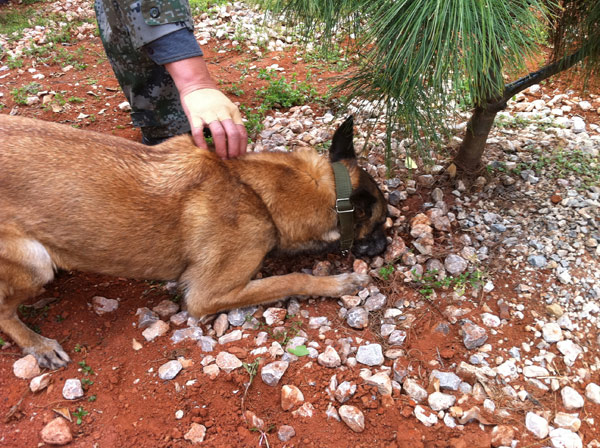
[164, 56, 248, 158]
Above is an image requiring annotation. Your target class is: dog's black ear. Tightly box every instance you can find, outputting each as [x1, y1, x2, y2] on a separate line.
[350, 187, 376, 220]
[329, 116, 356, 162]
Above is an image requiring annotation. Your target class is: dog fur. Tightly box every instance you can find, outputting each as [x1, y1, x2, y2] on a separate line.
[0, 114, 388, 368]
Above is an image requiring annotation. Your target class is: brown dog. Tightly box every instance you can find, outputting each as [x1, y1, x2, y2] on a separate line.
[0, 114, 388, 369]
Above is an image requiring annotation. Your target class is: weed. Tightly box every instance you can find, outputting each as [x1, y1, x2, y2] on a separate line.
[74, 343, 83, 353]
[379, 265, 395, 281]
[68, 96, 85, 103]
[7, 57, 24, 69]
[11, 82, 41, 105]
[412, 269, 485, 298]
[287, 344, 309, 357]
[78, 360, 95, 375]
[73, 407, 88, 425]
[239, 104, 266, 138]
[88, 395, 97, 402]
[0, 337, 5, 347]
[55, 314, 65, 323]
[226, 80, 245, 97]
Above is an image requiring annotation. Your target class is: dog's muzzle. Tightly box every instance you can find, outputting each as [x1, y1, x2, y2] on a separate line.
[351, 226, 388, 258]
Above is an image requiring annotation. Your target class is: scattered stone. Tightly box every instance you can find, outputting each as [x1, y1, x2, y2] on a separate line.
[561, 386, 584, 410]
[218, 329, 243, 345]
[215, 352, 242, 373]
[158, 360, 183, 380]
[317, 346, 341, 368]
[414, 405, 438, 427]
[136, 307, 159, 329]
[334, 381, 356, 403]
[339, 405, 365, 432]
[557, 340, 583, 366]
[62, 378, 84, 400]
[491, 425, 515, 447]
[13, 355, 41, 379]
[528, 255, 548, 268]
[444, 254, 467, 275]
[403, 378, 428, 403]
[462, 321, 488, 349]
[586, 383, 600, 404]
[281, 384, 304, 410]
[213, 313, 229, 337]
[92, 296, 119, 315]
[388, 330, 407, 346]
[277, 425, 296, 442]
[356, 344, 384, 366]
[523, 365, 550, 378]
[430, 370, 462, 391]
[291, 402, 314, 418]
[263, 307, 287, 325]
[184, 423, 206, 444]
[142, 320, 169, 341]
[261, 361, 289, 386]
[549, 428, 582, 448]
[40, 417, 72, 446]
[542, 322, 563, 343]
[346, 307, 369, 329]
[428, 392, 456, 411]
[29, 373, 51, 393]
[526, 412, 549, 439]
[554, 412, 581, 432]
[365, 372, 392, 396]
[171, 327, 203, 344]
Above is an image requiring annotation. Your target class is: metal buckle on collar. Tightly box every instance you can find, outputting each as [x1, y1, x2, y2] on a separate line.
[335, 198, 354, 214]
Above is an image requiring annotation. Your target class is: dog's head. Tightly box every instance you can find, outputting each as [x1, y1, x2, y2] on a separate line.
[330, 116, 389, 258]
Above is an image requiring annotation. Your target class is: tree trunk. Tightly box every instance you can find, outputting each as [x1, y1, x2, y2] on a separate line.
[454, 48, 586, 173]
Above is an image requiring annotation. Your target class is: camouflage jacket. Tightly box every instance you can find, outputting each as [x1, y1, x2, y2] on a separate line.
[96, 0, 195, 48]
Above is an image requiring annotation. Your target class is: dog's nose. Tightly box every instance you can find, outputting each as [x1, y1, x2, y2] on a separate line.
[352, 227, 388, 257]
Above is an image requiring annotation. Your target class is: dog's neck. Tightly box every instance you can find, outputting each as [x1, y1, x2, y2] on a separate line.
[227, 151, 354, 253]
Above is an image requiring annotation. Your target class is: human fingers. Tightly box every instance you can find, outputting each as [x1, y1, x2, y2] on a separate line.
[208, 120, 228, 159]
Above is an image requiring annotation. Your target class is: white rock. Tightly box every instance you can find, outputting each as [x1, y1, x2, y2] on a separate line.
[184, 423, 206, 444]
[92, 296, 119, 315]
[40, 417, 72, 445]
[496, 360, 518, 379]
[414, 405, 438, 427]
[338, 405, 365, 432]
[13, 355, 41, 379]
[356, 344, 384, 366]
[142, 320, 169, 341]
[364, 372, 392, 396]
[218, 329, 242, 345]
[549, 428, 582, 448]
[281, 384, 304, 411]
[263, 307, 286, 325]
[585, 383, 600, 404]
[403, 378, 428, 403]
[261, 361, 289, 386]
[428, 392, 456, 411]
[561, 386, 584, 410]
[542, 322, 563, 343]
[158, 360, 183, 380]
[29, 373, 51, 392]
[557, 340, 583, 367]
[213, 313, 229, 337]
[334, 381, 356, 403]
[62, 378, 84, 400]
[481, 313, 501, 328]
[572, 116, 586, 133]
[317, 346, 341, 368]
[291, 402, 314, 418]
[578, 100, 592, 111]
[215, 352, 242, 373]
[523, 365, 549, 378]
[118, 101, 131, 111]
[526, 412, 549, 439]
[554, 412, 581, 431]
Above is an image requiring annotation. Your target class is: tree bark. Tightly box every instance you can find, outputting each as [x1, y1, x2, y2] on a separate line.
[454, 47, 587, 172]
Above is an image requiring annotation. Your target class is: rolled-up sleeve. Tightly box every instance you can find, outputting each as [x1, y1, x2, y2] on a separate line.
[144, 28, 203, 65]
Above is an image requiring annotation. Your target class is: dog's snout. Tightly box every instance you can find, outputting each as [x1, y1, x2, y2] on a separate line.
[352, 226, 388, 258]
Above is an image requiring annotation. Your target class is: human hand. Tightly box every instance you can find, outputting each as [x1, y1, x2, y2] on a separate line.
[181, 88, 248, 158]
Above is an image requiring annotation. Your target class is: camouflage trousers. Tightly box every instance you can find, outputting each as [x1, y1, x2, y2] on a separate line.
[94, 0, 190, 140]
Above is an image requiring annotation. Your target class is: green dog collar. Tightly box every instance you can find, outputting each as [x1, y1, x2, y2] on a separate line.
[332, 162, 354, 252]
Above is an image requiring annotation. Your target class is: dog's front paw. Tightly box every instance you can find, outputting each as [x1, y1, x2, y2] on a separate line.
[24, 336, 71, 370]
[333, 272, 371, 296]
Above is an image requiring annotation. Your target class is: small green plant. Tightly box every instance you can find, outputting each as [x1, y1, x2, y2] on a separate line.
[226, 80, 245, 97]
[287, 344, 309, 357]
[74, 343, 83, 353]
[257, 72, 318, 109]
[7, 57, 24, 69]
[78, 360, 95, 375]
[81, 377, 94, 389]
[68, 96, 85, 103]
[412, 269, 485, 298]
[73, 407, 88, 425]
[0, 337, 5, 347]
[11, 82, 42, 105]
[379, 265, 395, 281]
[88, 394, 97, 402]
[55, 314, 65, 323]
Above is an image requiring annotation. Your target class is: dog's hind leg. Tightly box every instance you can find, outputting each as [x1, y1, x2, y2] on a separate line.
[0, 236, 70, 369]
